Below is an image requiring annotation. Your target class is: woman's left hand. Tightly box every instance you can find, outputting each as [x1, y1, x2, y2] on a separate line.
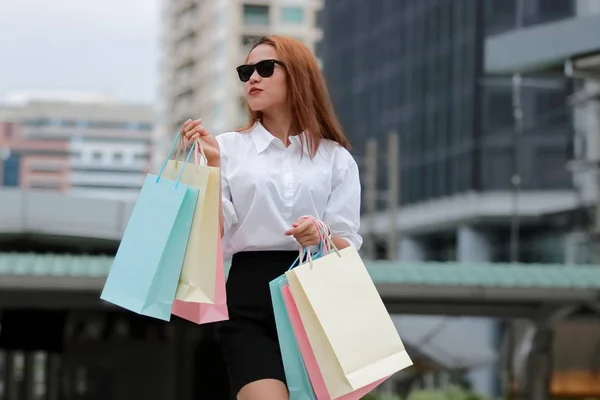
[285, 218, 321, 247]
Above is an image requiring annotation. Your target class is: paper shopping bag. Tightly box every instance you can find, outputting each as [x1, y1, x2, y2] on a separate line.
[100, 177, 198, 321]
[270, 274, 316, 400]
[100, 136, 199, 321]
[163, 153, 220, 304]
[282, 284, 386, 400]
[285, 247, 413, 398]
[172, 230, 229, 324]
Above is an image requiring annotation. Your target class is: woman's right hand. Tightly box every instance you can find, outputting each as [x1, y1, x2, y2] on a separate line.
[181, 119, 220, 167]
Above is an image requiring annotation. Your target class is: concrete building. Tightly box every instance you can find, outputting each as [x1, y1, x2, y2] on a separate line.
[0, 92, 156, 201]
[320, 0, 600, 396]
[161, 0, 323, 137]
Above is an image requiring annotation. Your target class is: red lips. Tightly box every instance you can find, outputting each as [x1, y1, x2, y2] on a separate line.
[249, 87, 263, 95]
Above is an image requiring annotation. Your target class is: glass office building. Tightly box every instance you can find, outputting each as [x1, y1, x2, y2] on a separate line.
[320, 1, 599, 396]
[321, 0, 574, 207]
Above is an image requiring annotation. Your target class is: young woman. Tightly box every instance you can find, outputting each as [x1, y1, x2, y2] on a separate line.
[182, 36, 362, 400]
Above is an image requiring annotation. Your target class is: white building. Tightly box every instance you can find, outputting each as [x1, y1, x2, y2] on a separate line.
[161, 0, 323, 137]
[0, 92, 156, 201]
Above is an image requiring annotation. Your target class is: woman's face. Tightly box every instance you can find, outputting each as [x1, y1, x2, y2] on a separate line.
[243, 44, 287, 113]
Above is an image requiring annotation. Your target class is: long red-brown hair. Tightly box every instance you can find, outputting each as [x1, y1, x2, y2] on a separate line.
[237, 36, 349, 157]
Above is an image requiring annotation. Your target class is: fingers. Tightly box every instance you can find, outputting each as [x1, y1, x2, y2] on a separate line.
[295, 234, 319, 247]
[181, 119, 200, 134]
[285, 218, 321, 247]
[181, 119, 204, 141]
[284, 219, 310, 236]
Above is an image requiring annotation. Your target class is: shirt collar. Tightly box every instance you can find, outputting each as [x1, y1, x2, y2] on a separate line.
[250, 122, 311, 155]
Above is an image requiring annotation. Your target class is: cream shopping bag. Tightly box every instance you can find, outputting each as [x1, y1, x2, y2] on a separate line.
[285, 247, 413, 399]
[162, 143, 221, 303]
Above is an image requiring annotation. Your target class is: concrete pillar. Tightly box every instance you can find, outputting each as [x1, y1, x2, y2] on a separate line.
[571, 80, 600, 205]
[457, 225, 498, 397]
[525, 325, 554, 400]
[398, 236, 427, 261]
[3, 351, 18, 400]
[46, 353, 61, 400]
[457, 225, 492, 262]
[23, 352, 36, 400]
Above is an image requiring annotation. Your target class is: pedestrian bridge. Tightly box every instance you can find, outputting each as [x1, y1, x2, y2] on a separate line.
[1, 187, 600, 319]
[0, 188, 135, 244]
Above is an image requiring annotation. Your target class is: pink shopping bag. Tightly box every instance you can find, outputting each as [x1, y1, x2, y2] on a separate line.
[281, 285, 387, 399]
[171, 232, 229, 324]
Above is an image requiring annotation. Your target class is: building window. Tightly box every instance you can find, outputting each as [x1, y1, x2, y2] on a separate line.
[315, 9, 323, 28]
[30, 180, 61, 190]
[242, 35, 262, 48]
[24, 119, 48, 127]
[242, 4, 270, 26]
[241, 35, 263, 54]
[2, 153, 20, 187]
[30, 164, 63, 173]
[134, 154, 150, 161]
[281, 6, 304, 24]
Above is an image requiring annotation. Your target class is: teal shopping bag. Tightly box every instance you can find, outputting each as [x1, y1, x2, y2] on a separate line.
[270, 251, 319, 400]
[100, 136, 199, 321]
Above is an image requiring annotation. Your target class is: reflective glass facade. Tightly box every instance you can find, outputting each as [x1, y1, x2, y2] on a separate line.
[321, 0, 574, 207]
[484, 0, 576, 36]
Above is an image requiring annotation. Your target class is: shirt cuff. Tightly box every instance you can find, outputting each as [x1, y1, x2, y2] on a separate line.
[222, 198, 238, 235]
[335, 232, 363, 250]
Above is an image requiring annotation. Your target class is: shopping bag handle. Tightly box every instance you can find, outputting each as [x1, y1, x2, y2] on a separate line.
[286, 216, 342, 271]
[295, 215, 341, 258]
[288, 248, 321, 271]
[173, 135, 208, 167]
[156, 132, 198, 187]
[194, 138, 208, 166]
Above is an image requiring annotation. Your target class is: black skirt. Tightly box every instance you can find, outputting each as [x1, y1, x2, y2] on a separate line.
[217, 250, 298, 396]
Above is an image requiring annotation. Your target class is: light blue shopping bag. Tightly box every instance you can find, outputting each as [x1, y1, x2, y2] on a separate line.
[270, 250, 322, 400]
[100, 135, 199, 321]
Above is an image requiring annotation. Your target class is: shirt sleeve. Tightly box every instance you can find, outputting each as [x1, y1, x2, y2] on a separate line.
[322, 147, 363, 249]
[217, 135, 239, 235]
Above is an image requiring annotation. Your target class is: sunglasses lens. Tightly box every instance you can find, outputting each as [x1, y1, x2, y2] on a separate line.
[255, 60, 275, 78]
[237, 65, 254, 82]
[237, 61, 278, 82]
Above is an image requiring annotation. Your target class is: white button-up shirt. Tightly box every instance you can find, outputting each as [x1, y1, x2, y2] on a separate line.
[216, 122, 362, 260]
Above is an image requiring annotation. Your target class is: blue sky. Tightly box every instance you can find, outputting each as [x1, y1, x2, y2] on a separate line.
[0, 0, 160, 104]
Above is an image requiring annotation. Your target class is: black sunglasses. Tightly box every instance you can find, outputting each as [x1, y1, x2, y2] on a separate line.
[236, 59, 285, 82]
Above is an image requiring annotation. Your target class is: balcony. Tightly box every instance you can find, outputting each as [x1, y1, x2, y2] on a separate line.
[69, 171, 146, 188]
[173, 37, 197, 69]
[173, 62, 197, 94]
[172, 8, 198, 43]
[485, 14, 600, 74]
[20, 126, 152, 142]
